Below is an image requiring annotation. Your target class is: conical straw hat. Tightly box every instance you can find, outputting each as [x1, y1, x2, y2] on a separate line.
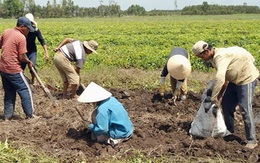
[167, 55, 191, 80]
[77, 82, 112, 103]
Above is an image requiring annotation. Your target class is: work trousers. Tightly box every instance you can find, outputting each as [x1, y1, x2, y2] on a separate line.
[170, 76, 188, 95]
[0, 71, 34, 119]
[222, 80, 258, 143]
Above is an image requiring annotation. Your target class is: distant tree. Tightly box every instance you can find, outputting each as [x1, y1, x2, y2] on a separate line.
[24, 0, 37, 14]
[0, 1, 4, 17]
[201, 1, 209, 13]
[181, 2, 260, 15]
[126, 5, 146, 16]
[2, 0, 24, 18]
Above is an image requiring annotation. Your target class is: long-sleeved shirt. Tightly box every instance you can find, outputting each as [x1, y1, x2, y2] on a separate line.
[26, 28, 46, 53]
[210, 46, 259, 102]
[88, 97, 133, 139]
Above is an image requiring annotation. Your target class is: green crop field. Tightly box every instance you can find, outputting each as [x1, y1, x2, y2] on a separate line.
[1, 14, 260, 72]
[1, 14, 260, 162]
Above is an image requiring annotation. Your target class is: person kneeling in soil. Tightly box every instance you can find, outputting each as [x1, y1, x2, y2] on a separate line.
[77, 82, 134, 146]
[53, 38, 98, 99]
[159, 47, 192, 105]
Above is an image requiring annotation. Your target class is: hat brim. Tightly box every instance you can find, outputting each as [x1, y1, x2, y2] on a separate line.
[77, 82, 112, 103]
[83, 41, 97, 54]
[31, 20, 37, 27]
[27, 25, 35, 32]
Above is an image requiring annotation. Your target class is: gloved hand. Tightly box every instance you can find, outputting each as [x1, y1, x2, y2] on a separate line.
[159, 84, 166, 96]
[159, 77, 166, 96]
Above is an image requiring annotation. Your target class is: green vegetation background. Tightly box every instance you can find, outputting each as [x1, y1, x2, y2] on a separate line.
[0, 14, 260, 162]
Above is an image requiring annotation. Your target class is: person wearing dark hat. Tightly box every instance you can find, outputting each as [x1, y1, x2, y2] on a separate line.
[159, 47, 191, 105]
[0, 17, 36, 120]
[77, 82, 133, 146]
[192, 40, 259, 149]
[53, 38, 98, 99]
[21, 13, 50, 84]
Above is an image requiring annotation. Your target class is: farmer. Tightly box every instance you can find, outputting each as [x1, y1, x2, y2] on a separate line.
[159, 47, 191, 105]
[192, 40, 259, 149]
[0, 17, 35, 120]
[77, 82, 134, 146]
[21, 13, 50, 84]
[53, 38, 98, 99]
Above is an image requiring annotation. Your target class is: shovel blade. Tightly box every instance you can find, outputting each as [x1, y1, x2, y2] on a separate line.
[76, 83, 85, 95]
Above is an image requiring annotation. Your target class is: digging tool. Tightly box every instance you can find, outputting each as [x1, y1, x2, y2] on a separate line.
[76, 82, 86, 95]
[31, 67, 57, 107]
[80, 83, 86, 89]
[75, 106, 90, 127]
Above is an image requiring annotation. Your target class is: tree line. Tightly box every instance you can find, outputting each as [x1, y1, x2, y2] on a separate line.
[0, 0, 260, 18]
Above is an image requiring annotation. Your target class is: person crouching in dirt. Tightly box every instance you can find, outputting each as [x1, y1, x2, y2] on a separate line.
[159, 47, 192, 105]
[53, 38, 98, 99]
[192, 40, 259, 149]
[77, 82, 134, 147]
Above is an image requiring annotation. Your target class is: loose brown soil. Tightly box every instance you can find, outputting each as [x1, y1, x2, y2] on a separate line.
[1, 84, 260, 162]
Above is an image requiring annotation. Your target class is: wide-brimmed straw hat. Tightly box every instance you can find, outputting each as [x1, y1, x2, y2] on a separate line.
[83, 40, 98, 54]
[167, 55, 191, 80]
[25, 13, 37, 27]
[77, 82, 112, 103]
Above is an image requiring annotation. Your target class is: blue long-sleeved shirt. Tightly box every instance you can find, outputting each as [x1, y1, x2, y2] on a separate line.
[88, 97, 133, 139]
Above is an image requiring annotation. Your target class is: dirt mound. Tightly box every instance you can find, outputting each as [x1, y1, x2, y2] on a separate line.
[0, 84, 260, 162]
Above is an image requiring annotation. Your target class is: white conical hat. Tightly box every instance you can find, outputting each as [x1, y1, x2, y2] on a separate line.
[77, 82, 112, 103]
[167, 55, 191, 80]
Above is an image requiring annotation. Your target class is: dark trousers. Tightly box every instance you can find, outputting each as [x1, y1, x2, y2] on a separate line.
[0, 71, 34, 119]
[222, 80, 257, 142]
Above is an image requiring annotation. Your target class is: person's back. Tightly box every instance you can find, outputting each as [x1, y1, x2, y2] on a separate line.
[0, 28, 26, 73]
[98, 97, 133, 139]
[213, 46, 259, 85]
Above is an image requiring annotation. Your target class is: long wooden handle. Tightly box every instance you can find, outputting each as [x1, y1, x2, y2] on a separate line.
[31, 67, 57, 106]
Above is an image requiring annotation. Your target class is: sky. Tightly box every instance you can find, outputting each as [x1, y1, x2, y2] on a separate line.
[34, 0, 260, 11]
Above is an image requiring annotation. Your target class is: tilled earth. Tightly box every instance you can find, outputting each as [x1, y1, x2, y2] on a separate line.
[1, 84, 260, 162]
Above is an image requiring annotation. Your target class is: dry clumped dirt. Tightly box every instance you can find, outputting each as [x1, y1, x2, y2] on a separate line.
[1, 83, 260, 162]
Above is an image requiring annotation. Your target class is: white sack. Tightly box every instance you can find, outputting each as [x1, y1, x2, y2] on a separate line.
[189, 80, 230, 138]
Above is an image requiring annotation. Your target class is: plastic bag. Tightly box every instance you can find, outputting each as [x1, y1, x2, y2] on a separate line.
[189, 80, 230, 138]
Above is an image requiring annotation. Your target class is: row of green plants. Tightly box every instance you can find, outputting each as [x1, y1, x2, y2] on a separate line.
[1, 15, 260, 72]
